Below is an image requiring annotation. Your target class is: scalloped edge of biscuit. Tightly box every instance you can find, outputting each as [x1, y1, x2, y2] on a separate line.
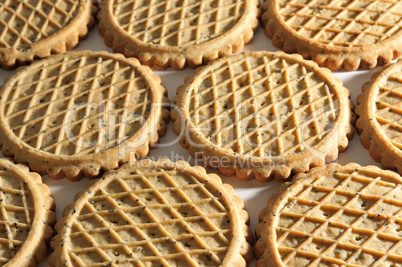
[0, 0, 98, 70]
[97, 0, 261, 70]
[355, 59, 402, 175]
[171, 51, 356, 182]
[0, 51, 170, 181]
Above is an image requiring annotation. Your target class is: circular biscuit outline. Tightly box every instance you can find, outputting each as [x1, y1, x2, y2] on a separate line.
[0, 50, 170, 180]
[0, 0, 97, 69]
[255, 163, 402, 266]
[172, 51, 355, 181]
[50, 159, 252, 267]
[261, 0, 402, 71]
[356, 60, 402, 175]
[97, 0, 260, 70]
[0, 158, 55, 266]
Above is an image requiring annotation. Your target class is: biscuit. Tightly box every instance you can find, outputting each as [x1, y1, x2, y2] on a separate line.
[255, 163, 402, 266]
[172, 51, 355, 181]
[0, 51, 170, 181]
[97, 0, 260, 70]
[0, 0, 97, 69]
[261, 0, 402, 71]
[49, 159, 253, 266]
[356, 59, 402, 175]
[0, 158, 56, 266]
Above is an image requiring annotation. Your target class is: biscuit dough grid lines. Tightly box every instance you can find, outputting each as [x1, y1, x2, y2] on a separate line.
[279, 0, 402, 47]
[375, 70, 402, 150]
[0, 0, 79, 49]
[189, 55, 337, 157]
[67, 170, 233, 265]
[113, 0, 244, 47]
[275, 170, 402, 265]
[0, 171, 33, 264]
[2, 55, 151, 156]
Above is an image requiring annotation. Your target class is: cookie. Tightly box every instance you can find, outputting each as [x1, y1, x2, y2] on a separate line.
[255, 163, 402, 266]
[356, 59, 402, 175]
[0, 158, 56, 266]
[261, 0, 402, 71]
[97, 0, 260, 70]
[0, 0, 97, 69]
[49, 159, 253, 266]
[0, 50, 170, 181]
[171, 51, 355, 182]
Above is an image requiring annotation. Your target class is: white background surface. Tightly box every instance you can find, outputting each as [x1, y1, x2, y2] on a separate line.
[0, 5, 384, 266]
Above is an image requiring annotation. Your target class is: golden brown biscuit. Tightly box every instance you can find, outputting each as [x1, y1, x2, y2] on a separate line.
[97, 0, 260, 70]
[49, 159, 253, 266]
[256, 163, 402, 266]
[356, 59, 402, 175]
[0, 51, 169, 181]
[0, 0, 97, 69]
[172, 51, 355, 181]
[261, 0, 402, 71]
[0, 158, 56, 266]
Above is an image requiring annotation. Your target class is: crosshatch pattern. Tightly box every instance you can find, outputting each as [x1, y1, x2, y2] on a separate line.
[274, 168, 402, 266]
[2, 55, 151, 156]
[278, 0, 402, 47]
[113, 0, 245, 47]
[188, 54, 338, 157]
[0, 0, 79, 49]
[66, 168, 234, 266]
[374, 66, 402, 151]
[0, 169, 34, 265]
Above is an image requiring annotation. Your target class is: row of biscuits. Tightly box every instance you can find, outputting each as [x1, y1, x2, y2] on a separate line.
[2, 0, 401, 71]
[0, 0, 401, 266]
[1, 49, 401, 267]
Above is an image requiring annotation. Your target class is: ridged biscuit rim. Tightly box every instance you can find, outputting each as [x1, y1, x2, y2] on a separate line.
[97, 0, 261, 70]
[0, 0, 98, 69]
[0, 50, 170, 181]
[261, 0, 402, 71]
[171, 51, 355, 182]
[254, 163, 402, 267]
[355, 59, 402, 175]
[49, 159, 253, 267]
[0, 158, 56, 266]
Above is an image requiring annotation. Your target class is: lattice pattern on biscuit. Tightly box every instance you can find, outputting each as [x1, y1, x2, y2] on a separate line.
[0, 169, 34, 265]
[275, 169, 402, 266]
[113, 0, 245, 47]
[188, 54, 338, 157]
[2, 55, 151, 156]
[374, 66, 402, 151]
[0, 0, 79, 49]
[278, 0, 402, 47]
[66, 169, 233, 265]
